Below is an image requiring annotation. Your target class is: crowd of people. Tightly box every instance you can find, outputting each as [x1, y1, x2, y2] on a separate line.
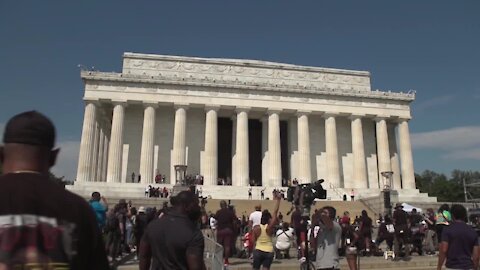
[201, 197, 480, 270]
[145, 185, 171, 198]
[1, 110, 479, 270]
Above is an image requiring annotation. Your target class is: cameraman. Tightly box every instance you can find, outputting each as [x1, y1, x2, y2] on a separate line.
[311, 206, 341, 270]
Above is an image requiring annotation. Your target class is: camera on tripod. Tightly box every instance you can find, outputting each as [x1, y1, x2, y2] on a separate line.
[286, 179, 327, 206]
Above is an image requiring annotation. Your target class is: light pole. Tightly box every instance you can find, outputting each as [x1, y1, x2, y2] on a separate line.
[381, 171, 393, 217]
[174, 165, 188, 186]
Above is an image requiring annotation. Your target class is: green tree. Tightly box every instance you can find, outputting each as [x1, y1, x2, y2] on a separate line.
[451, 170, 480, 202]
[416, 169, 480, 202]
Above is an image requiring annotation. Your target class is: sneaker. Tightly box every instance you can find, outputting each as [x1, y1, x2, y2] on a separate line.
[299, 257, 306, 263]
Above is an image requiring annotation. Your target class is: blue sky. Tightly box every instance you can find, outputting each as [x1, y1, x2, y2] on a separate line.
[0, 1, 479, 180]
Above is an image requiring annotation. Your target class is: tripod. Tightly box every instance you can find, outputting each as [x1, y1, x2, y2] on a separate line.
[300, 209, 315, 270]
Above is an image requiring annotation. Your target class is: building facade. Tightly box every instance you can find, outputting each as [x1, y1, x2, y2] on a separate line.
[73, 52, 419, 199]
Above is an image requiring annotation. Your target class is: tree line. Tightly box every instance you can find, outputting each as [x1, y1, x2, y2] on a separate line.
[415, 169, 480, 202]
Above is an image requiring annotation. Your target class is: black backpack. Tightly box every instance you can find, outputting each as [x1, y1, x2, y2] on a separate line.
[105, 212, 120, 232]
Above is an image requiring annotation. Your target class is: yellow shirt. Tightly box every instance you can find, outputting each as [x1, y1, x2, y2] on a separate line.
[255, 224, 274, 253]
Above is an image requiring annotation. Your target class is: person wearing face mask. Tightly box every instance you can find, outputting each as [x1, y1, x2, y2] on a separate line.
[139, 191, 205, 270]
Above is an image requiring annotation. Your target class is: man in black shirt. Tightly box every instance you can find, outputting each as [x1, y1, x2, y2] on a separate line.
[215, 200, 237, 267]
[423, 208, 436, 255]
[0, 111, 109, 269]
[437, 204, 479, 270]
[392, 203, 410, 258]
[139, 191, 205, 270]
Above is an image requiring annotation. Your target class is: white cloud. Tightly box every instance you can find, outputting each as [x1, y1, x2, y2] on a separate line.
[442, 147, 480, 160]
[51, 140, 80, 181]
[411, 126, 480, 160]
[414, 95, 454, 112]
[411, 126, 480, 150]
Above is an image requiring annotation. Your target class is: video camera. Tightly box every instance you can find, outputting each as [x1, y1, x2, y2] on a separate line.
[286, 179, 327, 206]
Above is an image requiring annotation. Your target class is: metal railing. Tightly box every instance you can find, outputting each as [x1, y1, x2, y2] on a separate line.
[328, 183, 343, 200]
[203, 234, 223, 270]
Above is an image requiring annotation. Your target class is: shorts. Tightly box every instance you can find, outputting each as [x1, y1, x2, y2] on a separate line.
[216, 228, 233, 250]
[252, 249, 274, 269]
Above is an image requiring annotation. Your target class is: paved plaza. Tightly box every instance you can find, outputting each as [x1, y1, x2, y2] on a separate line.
[117, 253, 439, 270]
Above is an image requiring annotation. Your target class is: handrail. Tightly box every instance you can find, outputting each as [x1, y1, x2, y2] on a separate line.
[359, 197, 380, 215]
[328, 183, 343, 200]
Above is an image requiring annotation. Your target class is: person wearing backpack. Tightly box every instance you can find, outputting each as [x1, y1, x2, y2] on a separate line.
[376, 215, 394, 251]
[275, 222, 293, 259]
[106, 201, 127, 261]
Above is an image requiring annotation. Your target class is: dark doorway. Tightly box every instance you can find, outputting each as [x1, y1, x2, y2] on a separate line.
[218, 118, 232, 181]
[249, 119, 262, 185]
[280, 121, 289, 184]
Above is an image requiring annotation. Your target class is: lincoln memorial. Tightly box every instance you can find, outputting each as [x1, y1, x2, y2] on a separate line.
[69, 52, 431, 201]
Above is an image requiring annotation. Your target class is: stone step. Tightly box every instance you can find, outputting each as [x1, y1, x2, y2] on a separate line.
[69, 181, 435, 203]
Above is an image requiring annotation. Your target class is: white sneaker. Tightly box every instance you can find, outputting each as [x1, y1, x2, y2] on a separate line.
[299, 257, 306, 263]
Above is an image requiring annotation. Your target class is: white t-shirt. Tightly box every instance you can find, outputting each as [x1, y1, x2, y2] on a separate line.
[249, 211, 262, 227]
[275, 228, 294, 250]
[315, 222, 341, 269]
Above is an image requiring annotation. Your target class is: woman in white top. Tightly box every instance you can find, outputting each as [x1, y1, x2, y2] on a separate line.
[275, 222, 294, 258]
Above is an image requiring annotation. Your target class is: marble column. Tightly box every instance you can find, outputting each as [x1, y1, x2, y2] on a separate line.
[96, 128, 105, 182]
[234, 108, 249, 186]
[76, 102, 97, 182]
[398, 119, 416, 189]
[203, 106, 219, 185]
[171, 105, 188, 183]
[107, 102, 126, 183]
[350, 115, 368, 188]
[139, 104, 157, 184]
[388, 124, 402, 190]
[268, 110, 282, 187]
[91, 121, 100, 182]
[375, 117, 392, 182]
[102, 135, 109, 182]
[297, 111, 311, 184]
[324, 113, 340, 188]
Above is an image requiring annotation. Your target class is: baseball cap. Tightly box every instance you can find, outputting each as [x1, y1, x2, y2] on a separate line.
[2, 111, 56, 149]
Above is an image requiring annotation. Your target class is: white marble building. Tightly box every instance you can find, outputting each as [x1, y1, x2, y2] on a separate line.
[70, 52, 429, 201]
